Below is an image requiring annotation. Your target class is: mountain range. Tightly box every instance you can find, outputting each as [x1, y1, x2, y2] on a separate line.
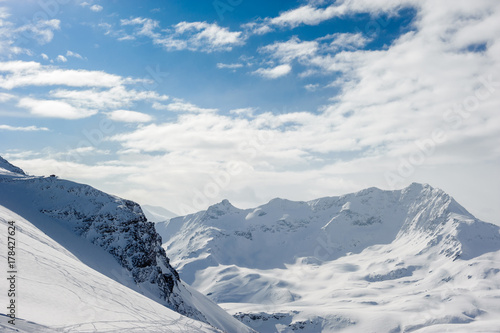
[1, 155, 499, 332]
[157, 181, 500, 332]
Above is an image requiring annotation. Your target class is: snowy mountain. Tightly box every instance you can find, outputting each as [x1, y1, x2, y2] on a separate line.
[158, 184, 500, 332]
[0, 158, 253, 333]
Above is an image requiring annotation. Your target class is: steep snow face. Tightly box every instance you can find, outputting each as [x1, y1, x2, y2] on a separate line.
[0, 205, 220, 333]
[0, 158, 254, 333]
[0, 156, 26, 176]
[158, 183, 500, 332]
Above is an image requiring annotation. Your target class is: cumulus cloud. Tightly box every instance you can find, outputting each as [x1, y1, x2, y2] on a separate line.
[118, 17, 245, 52]
[259, 36, 319, 63]
[304, 83, 319, 91]
[66, 50, 83, 59]
[0, 61, 132, 89]
[320, 32, 371, 51]
[107, 110, 153, 123]
[17, 97, 97, 119]
[90, 4, 103, 12]
[253, 64, 292, 79]
[56, 55, 67, 62]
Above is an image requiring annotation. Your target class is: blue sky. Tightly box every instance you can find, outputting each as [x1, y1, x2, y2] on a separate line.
[1, 0, 499, 224]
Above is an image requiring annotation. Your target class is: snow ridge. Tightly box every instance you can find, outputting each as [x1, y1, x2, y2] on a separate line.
[0, 156, 26, 176]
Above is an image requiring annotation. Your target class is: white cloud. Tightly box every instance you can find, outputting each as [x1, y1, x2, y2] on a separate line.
[41, 53, 49, 60]
[121, 17, 159, 38]
[230, 107, 256, 117]
[17, 97, 97, 119]
[320, 32, 371, 51]
[173, 21, 243, 50]
[0, 8, 58, 56]
[66, 50, 83, 59]
[56, 55, 67, 62]
[216, 63, 244, 69]
[0, 8, 25, 56]
[248, 0, 413, 33]
[0, 124, 49, 131]
[0, 92, 15, 102]
[119, 17, 245, 52]
[0, 61, 131, 89]
[90, 4, 103, 12]
[107, 110, 153, 123]
[16, 19, 61, 44]
[270, 5, 343, 28]
[153, 99, 218, 113]
[259, 36, 319, 63]
[304, 83, 319, 91]
[51, 86, 168, 110]
[253, 64, 292, 79]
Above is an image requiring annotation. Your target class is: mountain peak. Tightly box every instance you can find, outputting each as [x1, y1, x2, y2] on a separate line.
[204, 199, 239, 218]
[0, 156, 26, 175]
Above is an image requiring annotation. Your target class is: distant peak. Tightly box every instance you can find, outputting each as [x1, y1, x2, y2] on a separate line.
[209, 199, 234, 208]
[204, 199, 238, 218]
[220, 199, 232, 206]
[0, 156, 26, 175]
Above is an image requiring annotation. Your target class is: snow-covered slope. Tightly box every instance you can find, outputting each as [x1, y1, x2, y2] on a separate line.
[0, 204, 220, 332]
[0, 158, 253, 333]
[158, 184, 500, 332]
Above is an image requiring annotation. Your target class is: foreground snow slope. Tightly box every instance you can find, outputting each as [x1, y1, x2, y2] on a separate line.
[158, 184, 500, 332]
[0, 205, 220, 332]
[0, 156, 253, 333]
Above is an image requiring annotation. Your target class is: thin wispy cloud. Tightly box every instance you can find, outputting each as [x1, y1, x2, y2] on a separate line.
[0, 124, 49, 131]
[153, 99, 218, 113]
[216, 62, 244, 70]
